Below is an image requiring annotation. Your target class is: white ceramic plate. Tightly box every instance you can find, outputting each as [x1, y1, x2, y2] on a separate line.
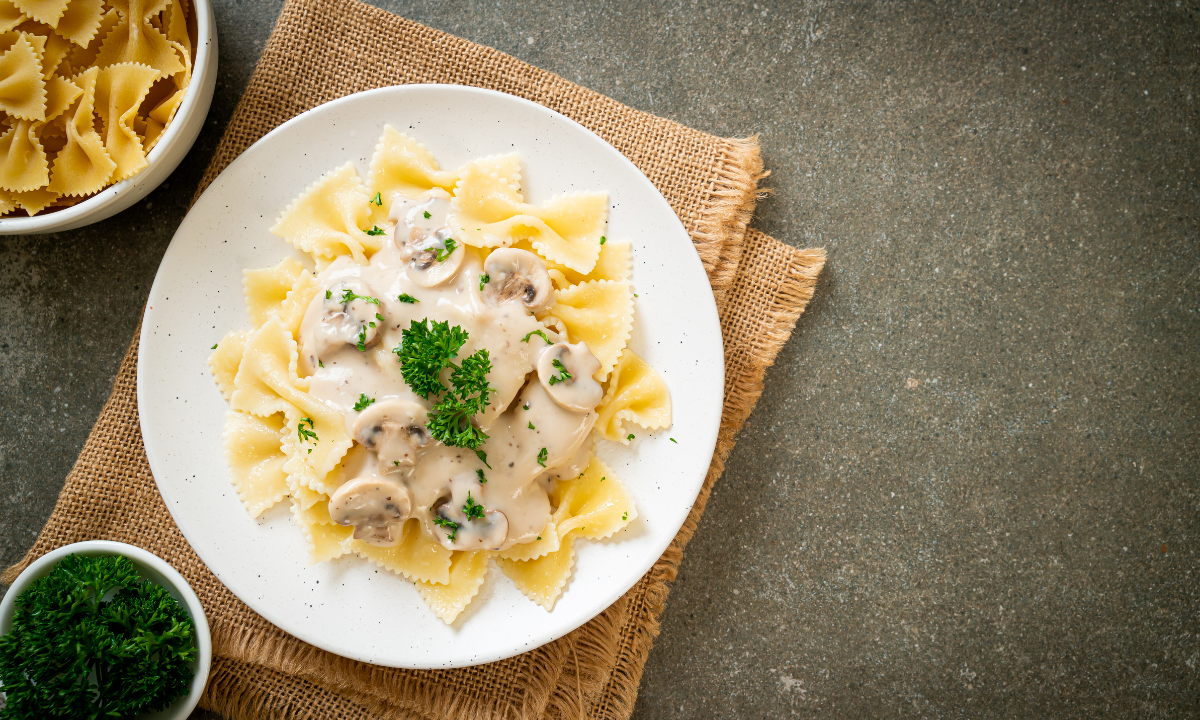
[138, 85, 723, 668]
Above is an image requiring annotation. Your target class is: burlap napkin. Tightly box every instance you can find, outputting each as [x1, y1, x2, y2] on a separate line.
[4, 1, 826, 717]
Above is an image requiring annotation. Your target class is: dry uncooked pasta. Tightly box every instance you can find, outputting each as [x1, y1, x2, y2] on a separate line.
[0, 0, 193, 217]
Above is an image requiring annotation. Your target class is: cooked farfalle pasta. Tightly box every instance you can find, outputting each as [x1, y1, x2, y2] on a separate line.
[0, 0, 193, 216]
[210, 128, 672, 623]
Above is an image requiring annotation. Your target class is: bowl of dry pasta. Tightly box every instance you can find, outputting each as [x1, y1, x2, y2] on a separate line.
[0, 0, 216, 234]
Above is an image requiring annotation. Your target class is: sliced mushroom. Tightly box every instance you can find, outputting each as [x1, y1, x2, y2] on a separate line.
[537, 342, 603, 411]
[428, 473, 509, 551]
[329, 476, 412, 546]
[392, 193, 465, 288]
[353, 399, 432, 471]
[298, 279, 385, 374]
[481, 248, 554, 313]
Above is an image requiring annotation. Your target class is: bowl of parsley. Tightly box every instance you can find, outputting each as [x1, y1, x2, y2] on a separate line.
[0, 541, 211, 719]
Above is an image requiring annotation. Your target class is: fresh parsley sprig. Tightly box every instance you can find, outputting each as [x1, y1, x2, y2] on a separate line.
[354, 394, 375, 411]
[0, 554, 196, 719]
[394, 319, 493, 449]
[298, 417, 318, 445]
[521, 329, 550, 344]
[398, 293, 419, 304]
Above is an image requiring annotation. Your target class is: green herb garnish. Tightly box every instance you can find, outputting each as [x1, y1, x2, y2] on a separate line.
[370, 191, 382, 206]
[210, 343, 217, 349]
[528, 421, 536, 430]
[433, 514, 459, 542]
[479, 273, 490, 291]
[356, 324, 368, 351]
[547, 358, 572, 386]
[394, 318, 493, 449]
[626, 433, 635, 441]
[326, 290, 332, 299]
[522, 329, 550, 344]
[670, 438, 677, 443]
[398, 293, 418, 304]
[0, 554, 198, 720]
[354, 394, 375, 411]
[536, 447, 547, 467]
[366, 225, 386, 236]
[298, 417, 318, 445]
[434, 238, 458, 262]
[476, 468, 487, 483]
[340, 288, 380, 306]
[476, 449, 491, 469]
[423, 210, 431, 219]
[600, 236, 606, 245]
[463, 492, 486, 521]
[622, 511, 628, 521]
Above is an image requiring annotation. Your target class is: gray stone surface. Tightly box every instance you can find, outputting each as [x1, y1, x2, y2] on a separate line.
[1, 1, 1196, 718]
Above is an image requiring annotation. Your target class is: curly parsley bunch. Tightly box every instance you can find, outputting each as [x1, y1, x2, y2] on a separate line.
[0, 554, 197, 720]
[393, 318, 493, 449]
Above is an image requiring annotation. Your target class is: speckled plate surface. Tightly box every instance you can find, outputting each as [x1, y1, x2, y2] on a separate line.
[137, 85, 722, 669]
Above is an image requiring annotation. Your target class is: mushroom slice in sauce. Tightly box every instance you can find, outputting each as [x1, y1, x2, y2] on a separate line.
[537, 342, 604, 411]
[481, 248, 554, 313]
[428, 473, 509, 551]
[298, 278, 384, 374]
[329, 476, 412, 546]
[353, 399, 432, 471]
[393, 194, 466, 288]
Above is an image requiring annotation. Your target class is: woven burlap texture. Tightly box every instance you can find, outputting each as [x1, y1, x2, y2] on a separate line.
[4, 1, 827, 718]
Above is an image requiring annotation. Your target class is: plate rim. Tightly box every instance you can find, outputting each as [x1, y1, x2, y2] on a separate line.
[137, 83, 724, 668]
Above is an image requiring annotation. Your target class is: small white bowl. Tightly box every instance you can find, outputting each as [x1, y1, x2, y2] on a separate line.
[0, 540, 212, 719]
[0, 0, 218, 235]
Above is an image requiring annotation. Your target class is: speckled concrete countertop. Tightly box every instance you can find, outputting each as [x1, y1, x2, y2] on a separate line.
[2, 1, 1196, 717]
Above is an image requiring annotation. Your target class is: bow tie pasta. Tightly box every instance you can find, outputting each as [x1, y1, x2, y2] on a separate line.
[0, 0, 194, 217]
[210, 127, 675, 624]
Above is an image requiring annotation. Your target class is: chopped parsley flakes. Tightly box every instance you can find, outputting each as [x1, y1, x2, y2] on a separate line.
[370, 191, 382, 206]
[670, 438, 677, 443]
[463, 492, 486, 521]
[398, 293, 418, 304]
[476, 449, 491, 468]
[476, 468, 487, 483]
[528, 421, 536, 430]
[423, 210, 431, 219]
[297, 417, 318, 447]
[353, 394, 375, 411]
[366, 225, 385, 236]
[600, 236, 606, 245]
[433, 515, 459, 541]
[536, 447, 548, 467]
[626, 434, 635, 441]
[547, 358, 572, 386]
[622, 511, 628, 521]
[210, 343, 217, 349]
[434, 238, 457, 262]
[340, 288, 380, 305]
[479, 273, 490, 291]
[521, 329, 550, 344]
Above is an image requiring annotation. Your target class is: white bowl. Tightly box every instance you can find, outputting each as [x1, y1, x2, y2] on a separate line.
[0, 540, 212, 719]
[0, 0, 218, 235]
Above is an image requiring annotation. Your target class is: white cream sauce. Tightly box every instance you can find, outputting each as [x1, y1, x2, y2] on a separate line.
[298, 194, 601, 551]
